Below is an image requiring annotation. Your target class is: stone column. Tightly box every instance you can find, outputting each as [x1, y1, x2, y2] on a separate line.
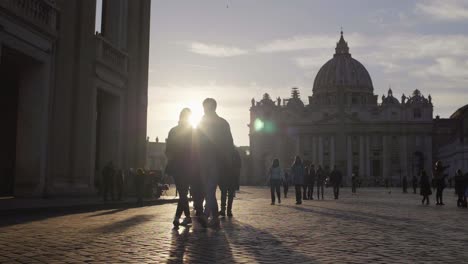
[359, 135, 365, 177]
[400, 135, 408, 178]
[382, 135, 388, 180]
[330, 136, 335, 169]
[366, 135, 371, 178]
[318, 136, 324, 166]
[347, 136, 352, 180]
[425, 135, 433, 174]
[312, 136, 317, 165]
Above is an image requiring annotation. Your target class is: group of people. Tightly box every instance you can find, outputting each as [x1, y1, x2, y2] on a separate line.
[416, 161, 468, 208]
[165, 98, 240, 229]
[100, 163, 146, 204]
[267, 156, 343, 205]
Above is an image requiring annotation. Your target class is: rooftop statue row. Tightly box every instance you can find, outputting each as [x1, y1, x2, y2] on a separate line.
[382, 88, 432, 106]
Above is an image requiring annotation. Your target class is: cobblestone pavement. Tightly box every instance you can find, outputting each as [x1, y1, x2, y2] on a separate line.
[1, 187, 467, 263]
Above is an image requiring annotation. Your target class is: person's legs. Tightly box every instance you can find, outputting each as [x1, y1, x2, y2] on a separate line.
[220, 187, 227, 214]
[275, 182, 281, 203]
[302, 185, 308, 200]
[310, 183, 314, 200]
[295, 184, 302, 204]
[321, 185, 324, 199]
[270, 182, 276, 204]
[336, 186, 340, 199]
[283, 183, 288, 198]
[227, 188, 235, 216]
[440, 188, 445, 205]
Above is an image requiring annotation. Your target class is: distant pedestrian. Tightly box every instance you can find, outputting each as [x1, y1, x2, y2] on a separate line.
[166, 108, 195, 228]
[412, 175, 418, 194]
[351, 173, 357, 194]
[420, 170, 432, 205]
[197, 98, 234, 228]
[402, 176, 408, 194]
[331, 166, 343, 199]
[434, 160, 449, 205]
[102, 161, 115, 201]
[115, 169, 124, 200]
[268, 159, 284, 205]
[283, 172, 291, 198]
[316, 165, 325, 200]
[454, 169, 467, 208]
[219, 148, 241, 217]
[303, 161, 311, 200]
[308, 165, 316, 200]
[135, 168, 145, 206]
[291, 156, 305, 205]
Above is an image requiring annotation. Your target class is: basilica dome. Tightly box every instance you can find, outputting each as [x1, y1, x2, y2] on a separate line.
[312, 32, 373, 95]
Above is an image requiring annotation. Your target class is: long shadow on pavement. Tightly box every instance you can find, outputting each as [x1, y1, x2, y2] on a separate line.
[165, 217, 318, 263]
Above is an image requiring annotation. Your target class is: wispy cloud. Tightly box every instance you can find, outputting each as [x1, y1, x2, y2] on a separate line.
[188, 42, 248, 57]
[415, 0, 468, 21]
[256, 33, 368, 53]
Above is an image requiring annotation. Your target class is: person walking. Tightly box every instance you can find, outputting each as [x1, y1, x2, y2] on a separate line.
[197, 98, 234, 228]
[166, 108, 195, 228]
[402, 176, 408, 194]
[316, 165, 325, 200]
[302, 161, 311, 200]
[135, 168, 145, 206]
[308, 165, 316, 200]
[454, 169, 467, 208]
[412, 175, 418, 194]
[219, 148, 241, 217]
[434, 160, 449, 205]
[268, 159, 284, 205]
[351, 172, 357, 194]
[420, 170, 432, 205]
[291, 156, 305, 205]
[331, 166, 343, 199]
[102, 161, 115, 201]
[283, 171, 291, 198]
[115, 169, 124, 201]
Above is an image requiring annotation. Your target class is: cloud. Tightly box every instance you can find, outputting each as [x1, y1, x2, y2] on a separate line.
[256, 33, 368, 53]
[188, 42, 248, 57]
[415, 0, 468, 21]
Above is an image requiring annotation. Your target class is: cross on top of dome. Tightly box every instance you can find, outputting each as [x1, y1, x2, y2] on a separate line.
[335, 29, 350, 56]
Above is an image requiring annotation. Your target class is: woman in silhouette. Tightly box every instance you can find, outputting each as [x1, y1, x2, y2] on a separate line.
[420, 170, 432, 205]
[166, 108, 194, 228]
[267, 158, 284, 205]
[291, 156, 305, 205]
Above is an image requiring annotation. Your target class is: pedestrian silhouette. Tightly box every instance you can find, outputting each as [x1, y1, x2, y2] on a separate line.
[420, 170, 432, 205]
[166, 108, 194, 228]
[267, 158, 284, 205]
[219, 148, 241, 217]
[197, 98, 234, 228]
[102, 161, 115, 201]
[291, 156, 305, 205]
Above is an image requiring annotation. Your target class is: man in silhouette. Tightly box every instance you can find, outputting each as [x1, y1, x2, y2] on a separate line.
[316, 165, 324, 200]
[308, 165, 316, 200]
[330, 166, 343, 199]
[102, 161, 115, 201]
[197, 98, 234, 228]
[412, 175, 418, 194]
[219, 148, 241, 217]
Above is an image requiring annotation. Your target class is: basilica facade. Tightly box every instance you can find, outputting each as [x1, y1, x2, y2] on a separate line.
[249, 32, 434, 186]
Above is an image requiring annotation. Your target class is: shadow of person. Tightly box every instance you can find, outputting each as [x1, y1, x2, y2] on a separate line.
[167, 227, 190, 263]
[222, 218, 318, 263]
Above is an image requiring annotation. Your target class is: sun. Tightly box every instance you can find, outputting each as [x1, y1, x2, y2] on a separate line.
[188, 104, 203, 128]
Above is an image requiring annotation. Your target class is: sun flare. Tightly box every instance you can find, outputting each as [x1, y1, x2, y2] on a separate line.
[186, 103, 203, 128]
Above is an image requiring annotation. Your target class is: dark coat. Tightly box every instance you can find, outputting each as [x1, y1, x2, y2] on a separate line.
[316, 168, 325, 186]
[219, 148, 241, 190]
[165, 123, 196, 185]
[420, 173, 432, 196]
[197, 113, 234, 168]
[308, 167, 316, 185]
[291, 164, 305, 185]
[454, 174, 466, 195]
[331, 169, 343, 187]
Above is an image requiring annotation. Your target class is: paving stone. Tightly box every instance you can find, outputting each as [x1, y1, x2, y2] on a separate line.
[1, 187, 467, 263]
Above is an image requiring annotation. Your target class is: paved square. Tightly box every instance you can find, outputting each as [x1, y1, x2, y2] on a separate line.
[1, 187, 467, 263]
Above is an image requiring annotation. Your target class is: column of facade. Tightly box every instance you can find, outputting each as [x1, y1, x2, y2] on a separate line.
[425, 135, 433, 174]
[400, 135, 408, 178]
[312, 136, 317, 165]
[330, 136, 335, 169]
[359, 135, 365, 177]
[382, 135, 388, 180]
[366, 135, 371, 179]
[318, 136, 324, 166]
[347, 136, 352, 179]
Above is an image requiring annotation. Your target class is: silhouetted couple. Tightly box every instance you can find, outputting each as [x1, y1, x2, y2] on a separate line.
[166, 98, 237, 229]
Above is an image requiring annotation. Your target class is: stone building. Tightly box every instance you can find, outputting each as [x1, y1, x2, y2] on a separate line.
[433, 106, 468, 178]
[0, 0, 151, 197]
[146, 138, 167, 172]
[249, 32, 434, 186]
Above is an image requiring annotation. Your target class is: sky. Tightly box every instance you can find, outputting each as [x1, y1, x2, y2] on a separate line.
[147, 0, 468, 146]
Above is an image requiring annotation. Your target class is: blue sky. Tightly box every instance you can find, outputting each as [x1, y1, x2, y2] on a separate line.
[147, 0, 468, 146]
